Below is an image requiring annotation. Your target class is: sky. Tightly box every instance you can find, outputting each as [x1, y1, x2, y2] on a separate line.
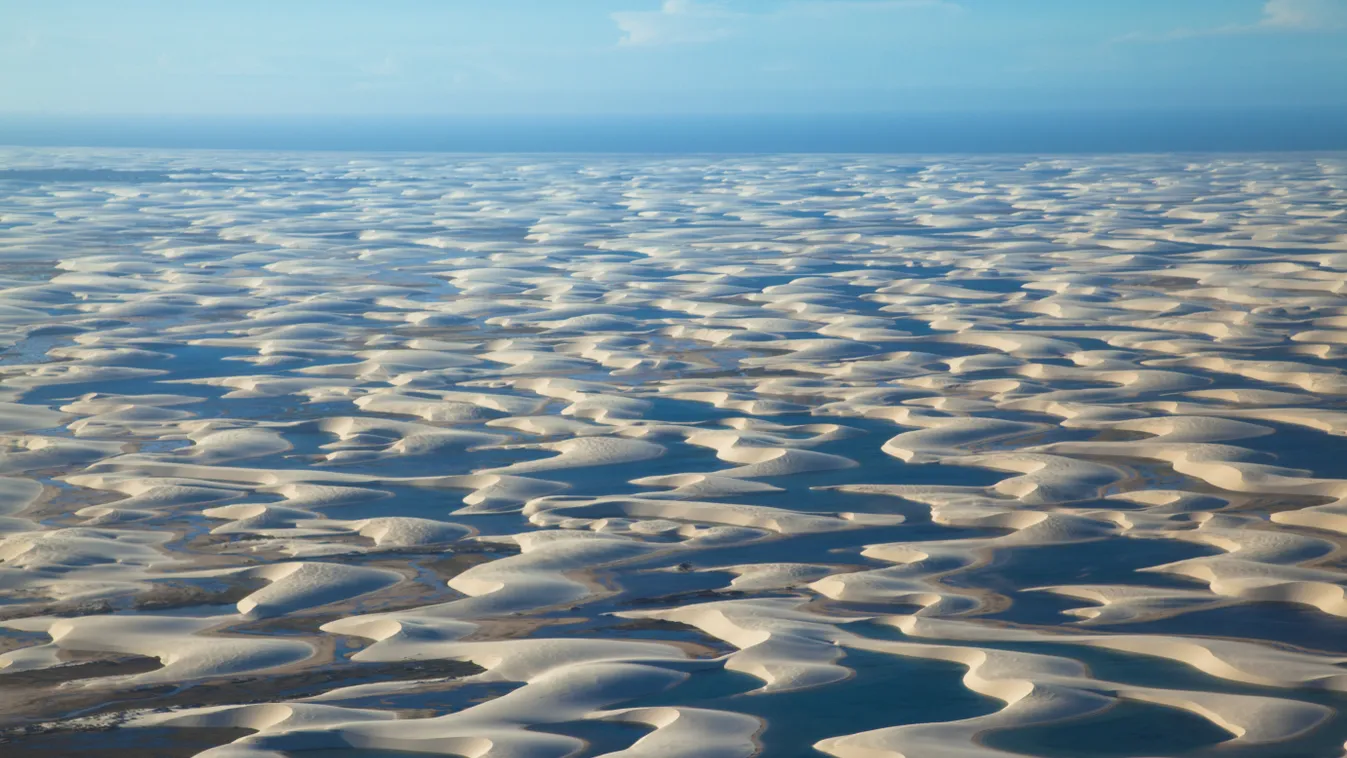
[3, 0, 1347, 117]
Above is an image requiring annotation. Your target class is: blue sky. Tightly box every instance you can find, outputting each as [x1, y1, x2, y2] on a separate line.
[3, 0, 1346, 116]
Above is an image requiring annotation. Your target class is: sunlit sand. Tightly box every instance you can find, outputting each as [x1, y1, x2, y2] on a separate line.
[1, 149, 1346, 757]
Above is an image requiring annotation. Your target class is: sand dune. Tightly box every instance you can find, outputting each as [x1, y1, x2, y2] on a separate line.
[1, 150, 1346, 757]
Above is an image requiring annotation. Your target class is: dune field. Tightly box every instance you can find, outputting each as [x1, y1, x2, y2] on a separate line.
[1, 148, 1346, 757]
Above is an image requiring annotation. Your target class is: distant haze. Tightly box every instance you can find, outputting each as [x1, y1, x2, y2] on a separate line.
[2, 110, 1346, 153]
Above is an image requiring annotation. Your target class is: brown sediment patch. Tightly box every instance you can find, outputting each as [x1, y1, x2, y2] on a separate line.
[0, 656, 483, 727]
[133, 578, 269, 612]
[607, 617, 709, 633]
[183, 531, 271, 550]
[594, 617, 734, 659]
[1133, 276, 1207, 291]
[0, 726, 256, 757]
[0, 629, 47, 656]
[463, 615, 579, 643]
[0, 577, 269, 622]
[621, 588, 749, 607]
[13, 479, 122, 522]
[181, 535, 343, 564]
[427, 546, 519, 581]
[971, 428, 1084, 453]
[0, 597, 115, 623]
[225, 589, 460, 640]
[387, 678, 523, 720]
[1087, 429, 1155, 443]
[228, 612, 343, 636]
[0, 652, 163, 688]
[1225, 493, 1340, 514]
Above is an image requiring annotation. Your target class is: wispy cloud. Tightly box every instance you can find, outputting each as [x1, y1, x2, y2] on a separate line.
[1261, 0, 1347, 29]
[611, 1, 738, 47]
[781, 0, 963, 16]
[358, 55, 401, 78]
[1118, 0, 1347, 43]
[611, 0, 962, 48]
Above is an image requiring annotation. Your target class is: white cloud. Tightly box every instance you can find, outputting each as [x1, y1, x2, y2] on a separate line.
[1118, 0, 1347, 42]
[611, 1, 739, 47]
[359, 55, 401, 78]
[1260, 0, 1347, 29]
[611, 0, 962, 47]
[781, 0, 963, 18]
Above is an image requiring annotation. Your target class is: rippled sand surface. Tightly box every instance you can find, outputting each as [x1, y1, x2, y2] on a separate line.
[2, 149, 1347, 757]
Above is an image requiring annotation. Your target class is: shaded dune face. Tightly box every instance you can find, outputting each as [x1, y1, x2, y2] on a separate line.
[1, 151, 1347, 757]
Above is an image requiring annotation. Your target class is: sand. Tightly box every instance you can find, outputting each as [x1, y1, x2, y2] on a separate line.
[1, 150, 1346, 757]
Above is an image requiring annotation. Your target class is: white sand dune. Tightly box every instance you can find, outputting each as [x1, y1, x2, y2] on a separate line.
[1, 150, 1346, 757]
